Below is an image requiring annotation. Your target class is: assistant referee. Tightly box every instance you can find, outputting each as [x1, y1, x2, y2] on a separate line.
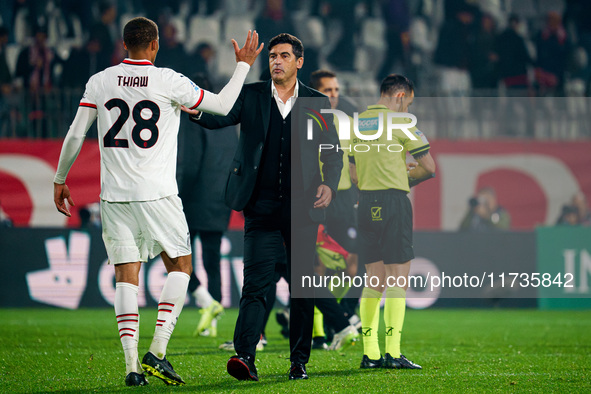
[351, 74, 436, 370]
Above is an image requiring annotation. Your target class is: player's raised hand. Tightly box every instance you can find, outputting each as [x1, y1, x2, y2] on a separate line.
[54, 182, 75, 217]
[232, 30, 264, 66]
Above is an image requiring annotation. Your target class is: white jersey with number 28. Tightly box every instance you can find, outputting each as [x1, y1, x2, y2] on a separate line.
[80, 58, 204, 202]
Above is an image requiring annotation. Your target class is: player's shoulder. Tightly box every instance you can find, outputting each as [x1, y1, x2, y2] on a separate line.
[156, 66, 178, 75]
[86, 68, 108, 86]
[147, 66, 183, 81]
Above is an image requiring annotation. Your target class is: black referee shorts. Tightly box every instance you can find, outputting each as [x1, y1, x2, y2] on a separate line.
[357, 189, 414, 265]
[324, 186, 358, 253]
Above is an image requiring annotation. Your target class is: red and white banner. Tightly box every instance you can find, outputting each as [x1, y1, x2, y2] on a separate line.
[411, 140, 591, 230]
[1, 139, 590, 230]
[0, 140, 100, 227]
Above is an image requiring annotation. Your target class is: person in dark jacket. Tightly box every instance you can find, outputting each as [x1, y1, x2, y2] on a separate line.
[534, 11, 571, 96]
[178, 74, 238, 337]
[184, 33, 343, 381]
[496, 14, 533, 92]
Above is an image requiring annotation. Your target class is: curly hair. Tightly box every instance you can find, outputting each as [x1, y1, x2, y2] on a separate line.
[123, 17, 158, 51]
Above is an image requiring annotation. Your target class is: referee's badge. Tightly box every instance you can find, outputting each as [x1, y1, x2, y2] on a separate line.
[371, 206, 382, 221]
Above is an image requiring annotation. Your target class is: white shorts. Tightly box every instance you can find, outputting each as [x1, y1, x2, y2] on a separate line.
[101, 195, 191, 264]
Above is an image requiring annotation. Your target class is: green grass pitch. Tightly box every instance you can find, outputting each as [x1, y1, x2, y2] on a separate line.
[1, 308, 590, 392]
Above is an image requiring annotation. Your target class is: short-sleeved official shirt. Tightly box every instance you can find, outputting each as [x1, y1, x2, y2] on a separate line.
[351, 104, 429, 192]
[80, 58, 205, 202]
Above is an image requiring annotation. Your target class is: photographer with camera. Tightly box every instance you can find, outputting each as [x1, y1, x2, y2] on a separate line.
[459, 187, 511, 231]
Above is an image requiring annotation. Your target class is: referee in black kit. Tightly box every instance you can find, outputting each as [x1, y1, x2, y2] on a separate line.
[350, 75, 435, 370]
[183, 33, 342, 381]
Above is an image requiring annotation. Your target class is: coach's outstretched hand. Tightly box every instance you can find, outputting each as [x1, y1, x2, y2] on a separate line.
[233, 30, 264, 66]
[54, 182, 75, 217]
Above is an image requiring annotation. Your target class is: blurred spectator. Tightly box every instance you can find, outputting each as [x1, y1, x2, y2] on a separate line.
[60, 37, 103, 89]
[78, 202, 101, 229]
[572, 192, 591, 226]
[193, 43, 218, 85]
[88, 1, 118, 72]
[469, 13, 498, 91]
[496, 14, 533, 93]
[564, 0, 591, 95]
[255, 0, 297, 49]
[376, 0, 412, 82]
[408, 0, 436, 88]
[0, 1, 14, 43]
[143, 1, 182, 23]
[0, 28, 12, 89]
[443, 0, 474, 22]
[14, 23, 58, 137]
[555, 205, 580, 226]
[433, 5, 477, 96]
[15, 24, 57, 91]
[13, 0, 46, 41]
[318, 0, 357, 71]
[0, 26, 12, 137]
[156, 18, 189, 75]
[459, 187, 511, 231]
[60, 0, 93, 38]
[534, 12, 571, 96]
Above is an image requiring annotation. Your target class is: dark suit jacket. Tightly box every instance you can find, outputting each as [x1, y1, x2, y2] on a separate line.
[177, 121, 238, 232]
[189, 79, 343, 219]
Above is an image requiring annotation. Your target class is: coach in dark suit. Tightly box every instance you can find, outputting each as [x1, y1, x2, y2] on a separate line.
[185, 33, 342, 381]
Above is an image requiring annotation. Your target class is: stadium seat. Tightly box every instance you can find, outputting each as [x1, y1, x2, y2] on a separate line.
[360, 17, 386, 51]
[215, 43, 260, 82]
[5, 44, 21, 77]
[13, 8, 31, 46]
[170, 16, 187, 43]
[222, 16, 254, 44]
[510, 0, 537, 19]
[293, 15, 324, 50]
[186, 16, 221, 54]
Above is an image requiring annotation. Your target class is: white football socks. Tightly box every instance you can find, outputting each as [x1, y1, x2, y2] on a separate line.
[148, 271, 190, 359]
[115, 282, 142, 374]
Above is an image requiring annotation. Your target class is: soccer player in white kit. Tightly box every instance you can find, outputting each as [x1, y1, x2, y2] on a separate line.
[53, 17, 263, 387]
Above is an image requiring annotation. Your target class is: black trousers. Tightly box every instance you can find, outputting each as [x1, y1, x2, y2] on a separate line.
[314, 285, 350, 333]
[187, 230, 223, 302]
[233, 199, 317, 364]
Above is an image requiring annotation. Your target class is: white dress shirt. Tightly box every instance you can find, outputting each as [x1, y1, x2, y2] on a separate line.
[271, 80, 299, 119]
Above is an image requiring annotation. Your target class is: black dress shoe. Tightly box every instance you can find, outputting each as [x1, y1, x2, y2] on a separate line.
[360, 354, 384, 369]
[227, 354, 259, 381]
[289, 362, 309, 380]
